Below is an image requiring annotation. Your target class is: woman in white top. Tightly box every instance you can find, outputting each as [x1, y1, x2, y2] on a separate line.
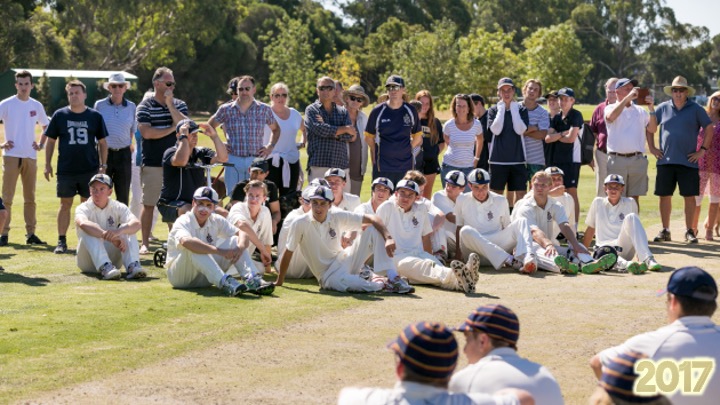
[441, 94, 484, 189]
[263, 82, 306, 197]
[343, 85, 370, 195]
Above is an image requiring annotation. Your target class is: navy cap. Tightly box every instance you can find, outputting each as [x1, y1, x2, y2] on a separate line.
[385, 75, 405, 88]
[307, 185, 333, 202]
[250, 158, 269, 172]
[193, 186, 219, 204]
[615, 78, 639, 90]
[396, 179, 420, 195]
[557, 87, 575, 98]
[89, 173, 113, 188]
[456, 304, 520, 347]
[309, 178, 330, 188]
[544, 166, 565, 177]
[324, 168, 347, 181]
[445, 170, 467, 187]
[468, 168, 491, 185]
[176, 119, 200, 135]
[661, 266, 717, 301]
[372, 177, 394, 192]
[388, 322, 458, 381]
[604, 174, 625, 185]
[227, 78, 239, 95]
[497, 77, 515, 89]
[543, 90, 559, 99]
[599, 350, 662, 403]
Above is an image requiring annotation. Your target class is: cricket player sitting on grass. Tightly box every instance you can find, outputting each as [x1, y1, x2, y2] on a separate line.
[277, 185, 413, 293]
[275, 186, 314, 279]
[227, 180, 274, 276]
[512, 171, 616, 274]
[431, 170, 467, 259]
[402, 170, 449, 264]
[544, 166, 576, 241]
[583, 174, 662, 274]
[74, 174, 145, 280]
[166, 186, 274, 297]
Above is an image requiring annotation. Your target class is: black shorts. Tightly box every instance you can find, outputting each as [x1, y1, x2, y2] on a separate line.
[554, 162, 581, 189]
[489, 164, 527, 192]
[654, 164, 700, 197]
[57, 172, 95, 198]
[422, 158, 441, 175]
[158, 200, 190, 223]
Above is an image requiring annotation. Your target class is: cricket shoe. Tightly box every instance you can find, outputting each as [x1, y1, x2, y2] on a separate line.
[220, 275, 247, 297]
[246, 275, 275, 296]
[626, 261, 648, 275]
[54, 240, 68, 254]
[644, 257, 662, 272]
[99, 262, 121, 280]
[126, 262, 147, 280]
[465, 253, 481, 293]
[502, 256, 523, 271]
[580, 253, 617, 274]
[521, 254, 537, 274]
[359, 265, 374, 280]
[554, 255, 579, 275]
[385, 276, 414, 294]
[451, 260, 472, 294]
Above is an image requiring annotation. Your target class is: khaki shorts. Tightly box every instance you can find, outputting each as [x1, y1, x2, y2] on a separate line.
[606, 153, 648, 197]
[141, 166, 163, 206]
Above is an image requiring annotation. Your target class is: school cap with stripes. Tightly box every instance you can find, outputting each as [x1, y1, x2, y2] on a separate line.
[599, 350, 662, 403]
[387, 322, 458, 380]
[456, 304, 520, 347]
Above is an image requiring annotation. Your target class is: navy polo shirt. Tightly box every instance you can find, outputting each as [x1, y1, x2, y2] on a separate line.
[655, 100, 712, 168]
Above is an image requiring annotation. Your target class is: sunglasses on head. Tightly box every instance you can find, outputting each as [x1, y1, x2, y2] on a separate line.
[317, 85, 335, 91]
[348, 95, 364, 103]
[109, 84, 125, 89]
[272, 93, 288, 99]
[386, 85, 402, 91]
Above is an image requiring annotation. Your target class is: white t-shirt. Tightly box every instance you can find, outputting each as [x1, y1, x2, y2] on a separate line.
[604, 103, 650, 154]
[585, 196, 639, 246]
[339, 381, 519, 405]
[455, 191, 510, 234]
[335, 192, 362, 212]
[0, 96, 49, 158]
[166, 212, 239, 268]
[264, 107, 303, 163]
[512, 196, 569, 242]
[431, 190, 458, 237]
[227, 202, 273, 253]
[450, 347, 564, 405]
[75, 199, 136, 231]
[376, 200, 432, 253]
[442, 118, 483, 168]
[354, 200, 376, 216]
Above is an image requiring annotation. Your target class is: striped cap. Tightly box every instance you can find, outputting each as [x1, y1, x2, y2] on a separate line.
[388, 322, 458, 380]
[456, 304, 519, 347]
[599, 350, 662, 403]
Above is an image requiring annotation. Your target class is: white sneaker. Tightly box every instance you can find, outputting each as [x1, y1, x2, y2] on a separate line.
[99, 262, 121, 280]
[465, 253, 480, 293]
[644, 257, 662, 272]
[451, 260, 471, 294]
[126, 262, 147, 280]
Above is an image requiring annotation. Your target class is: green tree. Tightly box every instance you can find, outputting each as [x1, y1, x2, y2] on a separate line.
[320, 50, 362, 88]
[341, 0, 471, 36]
[456, 26, 520, 100]
[520, 23, 592, 97]
[264, 17, 318, 109]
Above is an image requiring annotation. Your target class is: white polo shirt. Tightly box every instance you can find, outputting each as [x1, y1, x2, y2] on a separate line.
[550, 192, 575, 236]
[166, 212, 239, 268]
[449, 347, 564, 405]
[227, 202, 273, 251]
[335, 192, 361, 212]
[599, 316, 720, 405]
[512, 196, 569, 241]
[455, 191, 510, 234]
[376, 200, 432, 253]
[585, 196, 639, 246]
[354, 200, 376, 216]
[604, 103, 650, 154]
[0, 96, 49, 159]
[278, 206, 307, 257]
[285, 210, 363, 278]
[339, 381, 520, 405]
[75, 199, 136, 231]
[432, 190, 459, 236]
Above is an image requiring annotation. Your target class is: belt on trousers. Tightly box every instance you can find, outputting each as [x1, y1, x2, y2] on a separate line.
[608, 151, 643, 157]
[109, 146, 131, 152]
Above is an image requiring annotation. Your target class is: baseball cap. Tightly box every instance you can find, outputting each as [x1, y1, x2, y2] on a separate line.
[300, 186, 316, 203]
[309, 178, 330, 188]
[88, 173, 113, 188]
[385, 75, 405, 88]
[456, 304, 520, 347]
[615, 78, 639, 90]
[307, 185, 334, 202]
[497, 77, 515, 89]
[445, 170, 467, 187]
[467, 168, 490, 185]
[557, 87, 575, 98]
[396, 179, 420, 195]
[176, 119, 200, 135]
[660, 266, 717, 301]
[604, 174, 625, 185]
[599, 350, 661, 403]
[250, 158, 269, 172]
[545, 166, 565, 177]
[387, 322, 458, 381]
[543, 90, 559, 99]
[193, 186, 219, 204]
[372, 177, 394, 192]
[324, 168, 347, 181]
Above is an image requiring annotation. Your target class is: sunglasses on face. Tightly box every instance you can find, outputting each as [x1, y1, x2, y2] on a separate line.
[272, 93, 288, 99]
[712, 97, 720, 103]
[317, 85, 335, 91]
[238, 86, 253, 92]
[386, 85, 402, 92]
[109, 84, 125, 89]
[348, 95, 364, 103]
[164, 82, 175, 87]
[671, 88, 686, 93]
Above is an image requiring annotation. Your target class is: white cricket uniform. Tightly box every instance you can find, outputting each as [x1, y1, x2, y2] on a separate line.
[598, 316, 720, 405]
[166, 212, 255, 288]
[276, 206, 311, 278]
[374, 200, 460, 290]
[455, 192, 533, 269]
[431, 190, 459, 249]
[418, 197, 448, 255]
[75, 199, 140, 273]
[512, 196, 571, 272]
[335, 192, 361, 212]
[338, 381, 520, 405]
[227, 202, 273, 275]
[585, 196, 651, 261]
[549, 192, 575, 235]
[285, 210, 384, 292]
[450, 347, 564, 405]
[355, 200, 375, 216]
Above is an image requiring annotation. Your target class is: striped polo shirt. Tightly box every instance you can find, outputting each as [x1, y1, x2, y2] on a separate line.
[94, 97, 137, 150]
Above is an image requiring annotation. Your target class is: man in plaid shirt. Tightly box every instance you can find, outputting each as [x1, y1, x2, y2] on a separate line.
[304, 76, 357, 191]
[209, 75, 280, 196]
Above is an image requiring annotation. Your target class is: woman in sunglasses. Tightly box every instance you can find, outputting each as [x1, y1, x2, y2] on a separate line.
[440, 94, 484, 190]
[342, 85, 371, 195]
[692, 91, 720, 240]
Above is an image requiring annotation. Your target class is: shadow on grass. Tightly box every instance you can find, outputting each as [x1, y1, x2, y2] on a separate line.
[77, 272, 162, 282]
[0, 270, 50, 286]
[649, 242, 716, 263]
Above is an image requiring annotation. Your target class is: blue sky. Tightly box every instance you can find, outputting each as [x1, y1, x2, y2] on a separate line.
[665, 0, 719, 37]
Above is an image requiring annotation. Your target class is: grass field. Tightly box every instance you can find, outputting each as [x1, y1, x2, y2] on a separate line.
[1, 106, 718, 404]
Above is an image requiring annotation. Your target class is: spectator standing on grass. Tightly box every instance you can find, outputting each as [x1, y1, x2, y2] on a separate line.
[649, 76, 713, 244]
[209, 75, 280, 197]
[692, 91, 720, 241]
[93, 73, 136, 206]
[136, 67, 188, 254]
[44, 80, 109, 255]
[471, 94, 490, 171]
[414, 90, 445, 199]
[343, 85, 370, 196]
[129, 91, 159, 239]
[0, 70, 49, 247]
[441, 93, 484, 189]
[520, 79, 550, 179]
[542, 90, 560, 166]
[589, 78, 618, 197]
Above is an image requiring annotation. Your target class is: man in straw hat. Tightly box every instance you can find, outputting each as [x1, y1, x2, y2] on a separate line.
[649, 76, 714, 244]
[338, 321, 535, 405]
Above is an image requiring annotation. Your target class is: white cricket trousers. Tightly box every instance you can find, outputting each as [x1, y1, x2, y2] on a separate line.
[604, 213, 653, 261]
[317, 228, 386, 292]
[76, 228, 140, 273]
[372, 242, 458, 290]
[458, 218, 533, 269]
[166, 236, 255, 288]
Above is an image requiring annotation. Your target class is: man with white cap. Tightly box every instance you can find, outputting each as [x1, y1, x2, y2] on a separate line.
[325, 168, 361, 212]
[278, 185, 412, 293]
[431, 170, 466, 257]
[455, 169, 536, 274]
[338, 322, 534, 405]
[355, 177, 394, 216]
[374, 179, 481, 293]
[75, 174, 144, 280]
[166, 186, 274, 296]
[590, 266, 720, 405]
[583, 174, 662, 273]
[93, 73, 136, 205]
